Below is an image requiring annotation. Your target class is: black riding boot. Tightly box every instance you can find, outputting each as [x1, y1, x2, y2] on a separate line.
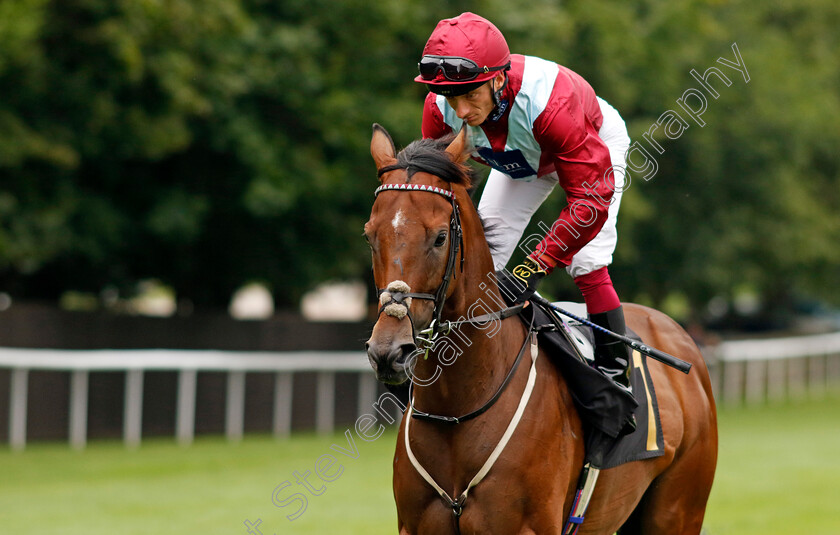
[581, 305, 637, 471]
[589, 305, 632, 393]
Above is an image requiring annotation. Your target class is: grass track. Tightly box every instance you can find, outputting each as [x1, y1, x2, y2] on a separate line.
[1, 393, 838, 534]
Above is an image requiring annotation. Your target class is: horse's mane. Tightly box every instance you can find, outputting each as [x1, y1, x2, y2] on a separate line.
[388, 133, 504, 256]
[390, 134, 472, 187]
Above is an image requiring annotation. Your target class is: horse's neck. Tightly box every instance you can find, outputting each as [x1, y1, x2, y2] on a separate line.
[412, 311, 526, 416]
[411, 211, 528, 415]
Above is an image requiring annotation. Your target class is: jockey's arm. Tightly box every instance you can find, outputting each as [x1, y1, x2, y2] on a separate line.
[529, 100, 614, 271]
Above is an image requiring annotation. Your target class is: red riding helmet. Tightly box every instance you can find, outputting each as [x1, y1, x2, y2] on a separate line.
[415, 13, 511, 96]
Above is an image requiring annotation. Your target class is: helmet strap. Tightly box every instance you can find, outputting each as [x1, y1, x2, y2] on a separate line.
[491, 74, 508, 108]
[488, 74, 510, 122]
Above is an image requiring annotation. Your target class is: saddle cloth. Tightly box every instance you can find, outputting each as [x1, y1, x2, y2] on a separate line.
[525, 301, 664, 469]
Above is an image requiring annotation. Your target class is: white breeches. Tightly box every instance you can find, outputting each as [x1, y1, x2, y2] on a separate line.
[478, 97, 631, 278]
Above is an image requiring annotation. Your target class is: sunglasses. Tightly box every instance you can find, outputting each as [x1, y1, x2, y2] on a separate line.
[418, 55, 510, 82]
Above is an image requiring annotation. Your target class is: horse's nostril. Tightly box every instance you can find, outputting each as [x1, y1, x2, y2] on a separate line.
[386, 343, 416, 367]
[399, 343, 418, 362]
[386, 345, 403, 364]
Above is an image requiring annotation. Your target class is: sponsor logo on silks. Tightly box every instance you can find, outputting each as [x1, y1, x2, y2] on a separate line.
[488, 99, 509, 122]
[475, 147, 537, 179]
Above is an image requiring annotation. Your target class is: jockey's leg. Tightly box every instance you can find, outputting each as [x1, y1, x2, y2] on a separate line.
[563, 97, 636, 535]
[589, 304, 632, 392]
[569, 96, 632, 393]
[477, 169, 557, 271]
[574, 268, 632, 393]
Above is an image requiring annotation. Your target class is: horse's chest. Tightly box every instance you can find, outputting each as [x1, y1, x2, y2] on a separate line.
[394, 429, 567, 534]
[395, 483, 531, 535]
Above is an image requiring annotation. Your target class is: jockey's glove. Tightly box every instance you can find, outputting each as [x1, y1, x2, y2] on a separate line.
[499, 257, 547, 305]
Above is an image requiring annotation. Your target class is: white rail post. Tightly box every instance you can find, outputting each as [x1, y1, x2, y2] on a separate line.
[357, 372, 377, 418]
[124, 369, 144, 448]
[744, 360, 766, 405]
[9, 368, 29, 451]
[722, 360, 745, 405]
[225, 371, 246, 442]
[315, 371, 335, 435]
[829, 353, 840, 386]
[273, 372, 293, 438]
[709, 349, 722, 403]
[176, 369, 197, 446]
[808, 354, 826, 399]
[788, 357, 807, 400]
[766, 359, 786, 401]
[69, 370, 89, 449]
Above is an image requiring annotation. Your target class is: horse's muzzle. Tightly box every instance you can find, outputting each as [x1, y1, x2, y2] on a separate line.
[365, 338, 416, 385]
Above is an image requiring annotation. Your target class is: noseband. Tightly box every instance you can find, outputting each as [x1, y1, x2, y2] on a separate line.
[373, 182, 464, 350]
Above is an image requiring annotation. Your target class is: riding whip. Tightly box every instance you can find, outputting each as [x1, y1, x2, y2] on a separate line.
[531, 295, 692, 374]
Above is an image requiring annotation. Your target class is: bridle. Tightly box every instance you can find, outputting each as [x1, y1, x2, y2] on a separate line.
[373, 180, 465, 352]
[371, 176, 536, 534]
[372, 178, 525, 354]
[373, 176, 531, 426]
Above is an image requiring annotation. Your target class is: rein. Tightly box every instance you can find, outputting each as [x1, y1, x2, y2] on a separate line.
[409, 311, 533, 425]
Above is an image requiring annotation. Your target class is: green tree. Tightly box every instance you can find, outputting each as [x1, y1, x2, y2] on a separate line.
[496, 0, 840, 321]
[1, 0, 838, 322]
[0, 0, 439, 307]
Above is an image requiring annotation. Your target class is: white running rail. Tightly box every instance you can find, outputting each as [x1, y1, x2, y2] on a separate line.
[0, 348, 375, 450]
[710, 331, 840, 405]
[3, 331, 839, 450]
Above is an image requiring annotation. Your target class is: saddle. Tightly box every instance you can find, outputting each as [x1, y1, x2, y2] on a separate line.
[524, 299, 664, 469]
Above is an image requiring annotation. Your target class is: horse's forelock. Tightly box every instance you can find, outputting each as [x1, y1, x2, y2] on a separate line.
[390, 137, 507, 250]
[395, 136, 472, 188]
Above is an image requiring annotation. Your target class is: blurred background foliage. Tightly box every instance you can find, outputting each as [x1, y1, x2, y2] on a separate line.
[0, 0, 838, 325]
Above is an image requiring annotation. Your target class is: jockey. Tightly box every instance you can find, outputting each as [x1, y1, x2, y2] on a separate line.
[416, 13, 634, 398]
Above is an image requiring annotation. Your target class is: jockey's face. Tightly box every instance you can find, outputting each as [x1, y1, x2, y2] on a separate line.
[445, 72, 504, 127]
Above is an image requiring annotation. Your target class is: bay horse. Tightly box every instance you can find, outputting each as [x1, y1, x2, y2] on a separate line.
[364, 124, 717, 534]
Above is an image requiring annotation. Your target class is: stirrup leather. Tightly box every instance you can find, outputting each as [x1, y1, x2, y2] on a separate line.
[563, 463, 600, 535]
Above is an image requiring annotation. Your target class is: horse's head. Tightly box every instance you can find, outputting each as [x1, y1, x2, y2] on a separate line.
[364, 124, 471, 384]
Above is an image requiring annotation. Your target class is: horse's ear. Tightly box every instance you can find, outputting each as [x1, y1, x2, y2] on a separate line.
[445, 124, 470, 165]
[371, 123, 397, 176]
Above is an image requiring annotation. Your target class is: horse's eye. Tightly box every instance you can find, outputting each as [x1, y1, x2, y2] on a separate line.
[434, 231, 447, 248]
